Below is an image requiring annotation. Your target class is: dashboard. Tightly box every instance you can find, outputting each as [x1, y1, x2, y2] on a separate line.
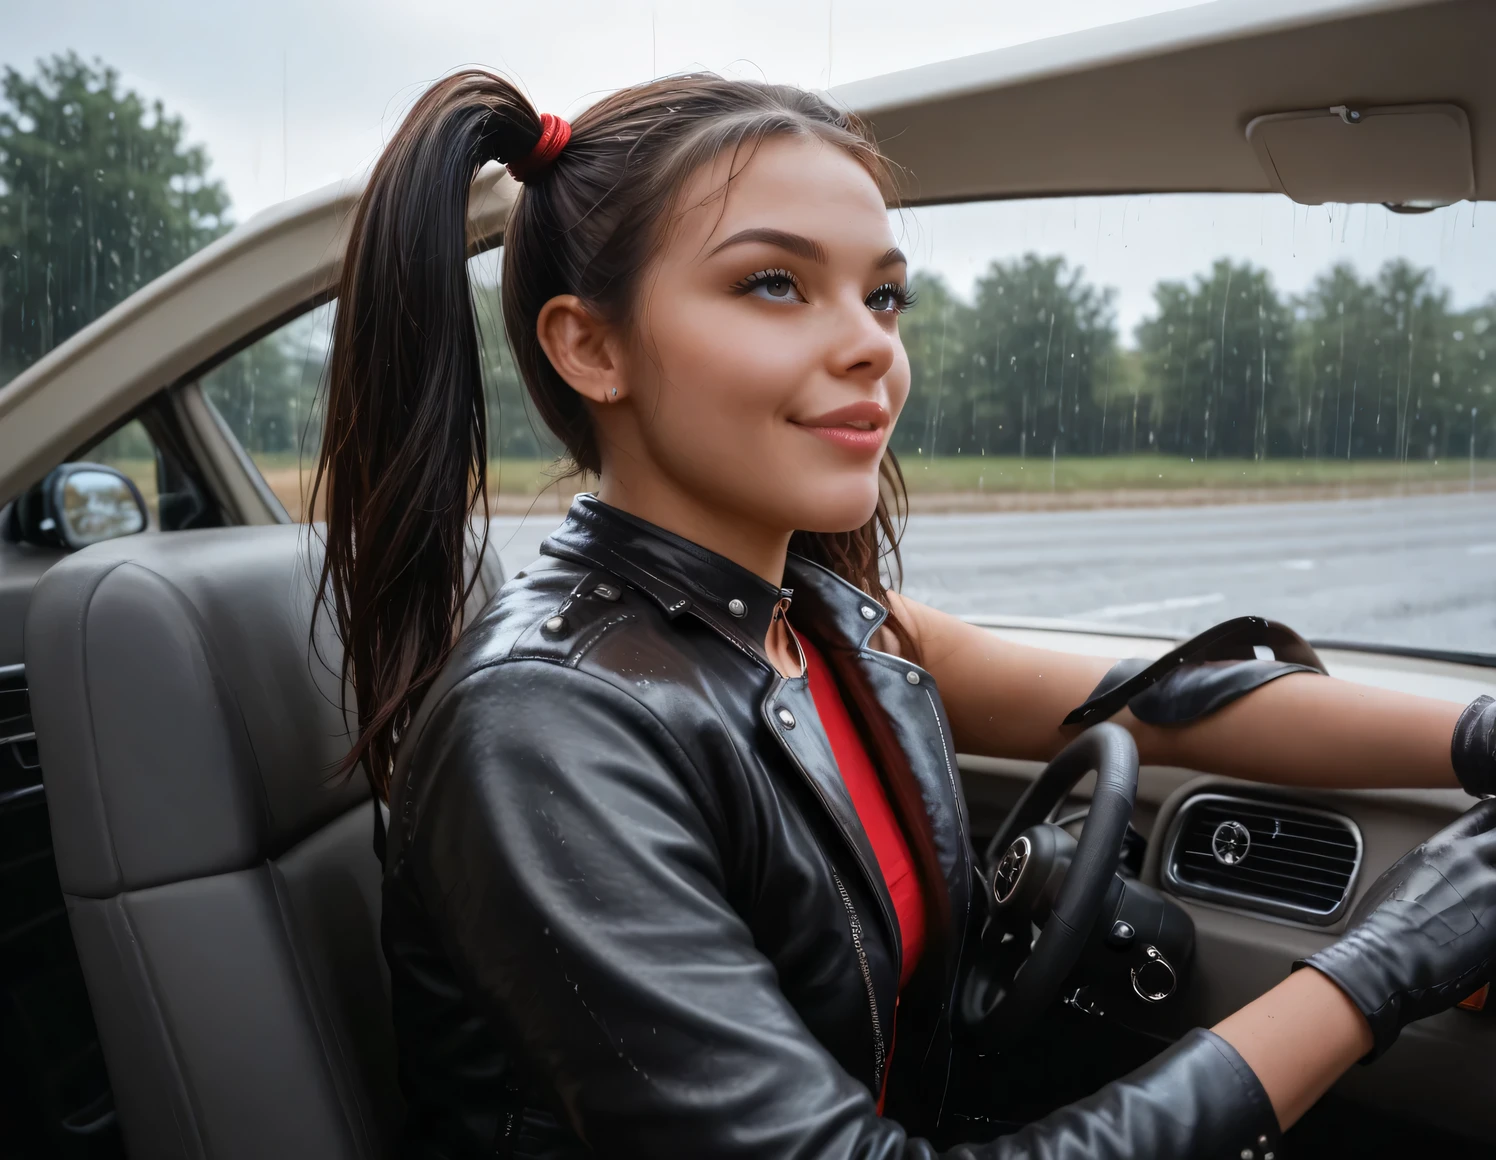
[959, 623, 1496, 1142]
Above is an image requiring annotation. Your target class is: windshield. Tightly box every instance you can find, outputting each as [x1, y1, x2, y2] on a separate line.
[876, 193, 1495, 656]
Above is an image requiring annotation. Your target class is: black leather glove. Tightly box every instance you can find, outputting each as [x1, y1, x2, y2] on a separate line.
[960, 1027, 1280, 1160]
[1452, 695, 1496, 797]
[1295, 799, 1496, 1061]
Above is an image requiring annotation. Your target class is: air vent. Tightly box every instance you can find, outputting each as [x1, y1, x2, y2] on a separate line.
[1162, 793, 1362, 925]
[0, 662, 40, 805]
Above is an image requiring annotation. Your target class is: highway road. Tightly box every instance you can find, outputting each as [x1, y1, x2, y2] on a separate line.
[489, 491, 1496, 656]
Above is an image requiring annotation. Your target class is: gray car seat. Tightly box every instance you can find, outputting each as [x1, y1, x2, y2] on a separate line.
[24, 524, 502, 1160]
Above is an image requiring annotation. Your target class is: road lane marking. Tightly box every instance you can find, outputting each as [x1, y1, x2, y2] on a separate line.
[1282, 559, 1316, 571]
[1470, 544, 1496, 556]
[1068, 593, 1226, 621]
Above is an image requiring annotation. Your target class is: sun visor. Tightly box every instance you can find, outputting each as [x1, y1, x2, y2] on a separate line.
[1246, 103, 1474, 207]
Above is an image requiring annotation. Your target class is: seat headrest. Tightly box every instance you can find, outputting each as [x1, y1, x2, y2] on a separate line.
[27, 524, 499, 898]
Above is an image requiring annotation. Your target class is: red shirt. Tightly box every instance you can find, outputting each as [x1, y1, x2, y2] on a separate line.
[796, 633, 926, 988]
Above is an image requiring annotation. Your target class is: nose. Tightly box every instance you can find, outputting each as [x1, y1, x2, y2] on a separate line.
[826, 294, 897, 384]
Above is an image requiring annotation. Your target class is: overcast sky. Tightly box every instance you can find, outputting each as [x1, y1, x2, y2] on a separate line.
[9, 0, 1496, 338]
[5, 0, 1203, 216]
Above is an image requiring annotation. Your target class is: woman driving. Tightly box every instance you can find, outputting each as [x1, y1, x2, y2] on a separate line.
[313, 70, 1496, 1158]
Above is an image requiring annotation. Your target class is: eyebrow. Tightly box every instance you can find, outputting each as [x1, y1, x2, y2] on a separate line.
[705, 227, 908, 271]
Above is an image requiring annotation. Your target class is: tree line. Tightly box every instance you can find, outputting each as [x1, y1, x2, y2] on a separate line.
[0, 54, 229, 384]
[890, 254, 1495, 465]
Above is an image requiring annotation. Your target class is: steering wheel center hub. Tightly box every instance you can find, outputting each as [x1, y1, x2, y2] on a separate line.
[992, 835, 1032, 905]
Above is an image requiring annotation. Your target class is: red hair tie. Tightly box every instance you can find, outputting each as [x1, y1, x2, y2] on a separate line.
[507, 113, 571, 183]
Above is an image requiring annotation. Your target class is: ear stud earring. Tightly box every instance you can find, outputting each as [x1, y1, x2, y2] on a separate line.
[611, 388, 619, 398]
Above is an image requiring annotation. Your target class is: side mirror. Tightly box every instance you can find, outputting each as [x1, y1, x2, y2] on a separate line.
[9, 463, 149, 551]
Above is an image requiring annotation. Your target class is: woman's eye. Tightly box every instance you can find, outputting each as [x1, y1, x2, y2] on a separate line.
[867, 282, 917, 314]
[734, 269, 806, 303]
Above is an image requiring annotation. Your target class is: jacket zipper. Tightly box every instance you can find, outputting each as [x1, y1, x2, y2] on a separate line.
[763, 617, 896, 1098]
[920, 682, 971, 1128]
[772, 624, 901, 979]
[831, 868, 886, 1094]
[858, 646, 972, 1125]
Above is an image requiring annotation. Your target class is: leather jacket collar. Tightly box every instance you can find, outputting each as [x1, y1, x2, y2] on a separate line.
[542, 493, 895, 665]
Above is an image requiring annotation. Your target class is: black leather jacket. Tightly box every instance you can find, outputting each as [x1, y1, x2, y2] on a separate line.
[382, 496, 1281, 1159]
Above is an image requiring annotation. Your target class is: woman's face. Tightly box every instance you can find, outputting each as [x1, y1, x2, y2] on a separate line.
[600, 134, 912, 542]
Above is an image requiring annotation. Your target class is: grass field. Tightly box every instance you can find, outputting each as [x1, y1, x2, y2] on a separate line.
[98, 452, 1496, 522]
[891, 453, 1496, 493]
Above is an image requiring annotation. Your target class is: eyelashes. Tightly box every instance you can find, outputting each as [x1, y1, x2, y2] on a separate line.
[731, 269, 918, 315]
[868, 281, 919, 315]
[731, 268, 803, 300]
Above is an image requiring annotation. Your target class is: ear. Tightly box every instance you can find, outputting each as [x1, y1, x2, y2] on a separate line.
[535, 294, 628, 404]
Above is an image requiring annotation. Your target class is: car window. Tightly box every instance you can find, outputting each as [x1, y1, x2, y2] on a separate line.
[199, 302, 336, 520]
[200, 252, 569, 524]
[884, 194, 1495, 655]
[468, 248, 569, 508]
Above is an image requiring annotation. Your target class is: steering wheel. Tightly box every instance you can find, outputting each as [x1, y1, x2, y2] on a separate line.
[960, 722, 1139, 1047]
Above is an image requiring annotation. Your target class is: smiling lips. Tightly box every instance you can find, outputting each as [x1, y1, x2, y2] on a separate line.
[792, 401, 890, 455]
